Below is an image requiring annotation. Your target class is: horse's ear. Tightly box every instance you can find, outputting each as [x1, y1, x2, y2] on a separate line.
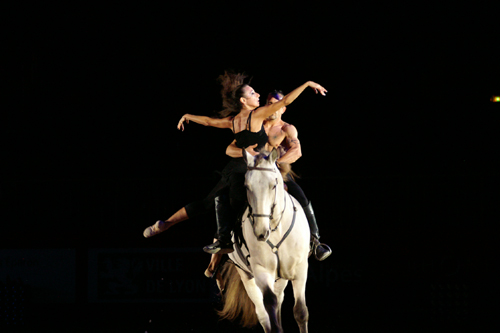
[243, 149, 253, 166]
[270, 148, 279, 164]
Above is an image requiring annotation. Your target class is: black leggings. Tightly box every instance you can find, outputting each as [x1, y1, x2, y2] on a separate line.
[184, 159, 247, 219]
[184, 161, 309, 220]
[285, 177, 309, 207]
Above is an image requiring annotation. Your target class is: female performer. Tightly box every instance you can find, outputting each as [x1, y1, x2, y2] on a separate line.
[143, 71, 327, 254]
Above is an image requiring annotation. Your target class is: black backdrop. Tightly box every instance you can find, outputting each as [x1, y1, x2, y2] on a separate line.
[1, 2, 498, 332]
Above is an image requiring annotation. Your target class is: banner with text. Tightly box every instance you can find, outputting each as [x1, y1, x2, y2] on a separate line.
[88, 248, 213, 303]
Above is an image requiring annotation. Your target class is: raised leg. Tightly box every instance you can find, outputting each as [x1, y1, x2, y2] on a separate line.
[235, 268, 273, 333]
[143, 207, 188, 238]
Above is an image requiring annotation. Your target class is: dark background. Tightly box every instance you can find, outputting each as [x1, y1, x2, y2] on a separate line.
[1, 2, 498, 332]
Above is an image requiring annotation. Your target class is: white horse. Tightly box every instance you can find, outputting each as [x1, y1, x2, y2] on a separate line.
[218, 149, 311, 333]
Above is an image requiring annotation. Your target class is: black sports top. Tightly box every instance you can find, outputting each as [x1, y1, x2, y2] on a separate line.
[233, 110, 268, 151]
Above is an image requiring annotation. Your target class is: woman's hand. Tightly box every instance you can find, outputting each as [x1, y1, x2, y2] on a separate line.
[246, 144, 259, 156]
[308, 81, 328, 96]
[177, 114, 190, 131]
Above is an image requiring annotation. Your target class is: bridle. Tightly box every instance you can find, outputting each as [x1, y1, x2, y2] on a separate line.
[246, 165, 285, 232]
[245, 164, 298, 280]
[238, 162, 298, 281]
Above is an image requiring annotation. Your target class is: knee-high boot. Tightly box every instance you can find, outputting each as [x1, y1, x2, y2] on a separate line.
[203, 194, 235, 254]
[303, 201, 332, 261]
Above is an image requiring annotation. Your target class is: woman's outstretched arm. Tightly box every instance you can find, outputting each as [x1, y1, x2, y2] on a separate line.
[177, 114, 232, 131]
[254, 81, 327, 120]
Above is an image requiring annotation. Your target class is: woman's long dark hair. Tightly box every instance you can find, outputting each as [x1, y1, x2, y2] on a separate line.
[217, 71, 251, 117]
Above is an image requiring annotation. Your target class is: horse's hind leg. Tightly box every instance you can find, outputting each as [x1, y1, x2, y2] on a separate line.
[292, 277, 309, 333]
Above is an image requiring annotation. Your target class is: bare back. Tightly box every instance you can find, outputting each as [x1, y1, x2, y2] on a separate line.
[232, 110, 263, 134]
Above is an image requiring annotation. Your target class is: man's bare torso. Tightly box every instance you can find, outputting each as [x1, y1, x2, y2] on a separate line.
[265, 120, 291, 151]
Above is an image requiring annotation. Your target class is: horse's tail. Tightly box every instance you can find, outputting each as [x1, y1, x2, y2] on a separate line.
[217, 262, 258, 328]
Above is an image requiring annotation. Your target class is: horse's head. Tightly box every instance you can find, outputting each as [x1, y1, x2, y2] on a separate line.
[243, 148, 283, 242]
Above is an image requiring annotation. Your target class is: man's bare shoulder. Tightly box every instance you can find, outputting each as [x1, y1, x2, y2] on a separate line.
[282, 122, 298, 135]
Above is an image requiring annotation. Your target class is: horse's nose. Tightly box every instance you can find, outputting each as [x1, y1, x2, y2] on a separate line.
[257, 229, 270, 241]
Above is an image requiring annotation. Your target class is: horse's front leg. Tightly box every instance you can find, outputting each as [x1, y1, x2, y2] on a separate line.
[291, 274, 309, 333]
[253, 266, 283, 333]
[236, 268, 274, 333]
[274, 279, 288, 330]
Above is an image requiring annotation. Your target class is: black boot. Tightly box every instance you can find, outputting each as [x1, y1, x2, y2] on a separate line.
[303, 201, 332, 261]
[203, 195, 235, 254]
